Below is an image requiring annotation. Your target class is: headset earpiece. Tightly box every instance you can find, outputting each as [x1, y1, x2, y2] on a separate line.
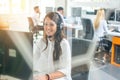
[55, 12, 64, 30]
[60, 23, 63, 29]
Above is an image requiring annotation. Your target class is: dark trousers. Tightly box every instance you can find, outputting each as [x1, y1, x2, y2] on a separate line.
[99, 39, 112, 53]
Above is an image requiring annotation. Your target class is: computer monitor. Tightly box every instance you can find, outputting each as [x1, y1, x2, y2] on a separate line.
[106, 9, 120, 22]
[0, 30, 33, 79]
[71, 7, 81, 17]
[0, 33, 6, 74]
[116, 10, 120, 21]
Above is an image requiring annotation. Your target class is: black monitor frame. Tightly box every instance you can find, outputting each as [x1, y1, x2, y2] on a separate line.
[0, 30, 33, 79]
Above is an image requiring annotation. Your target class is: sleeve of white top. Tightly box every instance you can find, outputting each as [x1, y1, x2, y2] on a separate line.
[103, 20, 109, 33]
[57, 39, 71, 78]
[33, 38, 42, 65]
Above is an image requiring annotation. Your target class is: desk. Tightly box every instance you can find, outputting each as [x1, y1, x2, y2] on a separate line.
[65, 23, 84, 38]
[36, 25, 44, 31]
[108, 31, 120, 37]
[108, 24, 120, 28]
[88, 63, 120, 80]
[105, 31, 120, 42]
[111, 36, 120, 67]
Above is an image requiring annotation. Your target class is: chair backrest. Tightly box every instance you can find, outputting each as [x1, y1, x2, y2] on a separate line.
[27, 17, 34, 32]
[81, 18, 94, 40]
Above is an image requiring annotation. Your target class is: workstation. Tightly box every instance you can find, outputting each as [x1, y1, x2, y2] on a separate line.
[0, 0, 120, 80]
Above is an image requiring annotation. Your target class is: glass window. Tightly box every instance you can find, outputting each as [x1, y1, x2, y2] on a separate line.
[0, 0, 29, 14]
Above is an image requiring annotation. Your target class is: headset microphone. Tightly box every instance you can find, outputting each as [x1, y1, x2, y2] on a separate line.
[47, 36, 52, 38]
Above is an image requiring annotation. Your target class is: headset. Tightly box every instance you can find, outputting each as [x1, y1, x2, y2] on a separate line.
[55, 12, 64, 30]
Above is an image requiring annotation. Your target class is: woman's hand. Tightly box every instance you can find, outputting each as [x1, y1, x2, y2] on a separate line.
[34, 75, 48, 80]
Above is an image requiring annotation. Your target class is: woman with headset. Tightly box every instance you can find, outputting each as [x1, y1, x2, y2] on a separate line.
[33, 12, 72, 80]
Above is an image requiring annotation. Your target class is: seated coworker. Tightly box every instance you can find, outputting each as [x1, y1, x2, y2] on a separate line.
[94, 8, 112, 62]
[32, 6, 41, 26]
[33, 12, 72, 80]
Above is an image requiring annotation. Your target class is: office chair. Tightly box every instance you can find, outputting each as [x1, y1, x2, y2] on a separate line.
[81, 18, 94, 40]
[28, 17, 41, 39]
[81, 18, 108, 63]
[27, 17, 36, 33]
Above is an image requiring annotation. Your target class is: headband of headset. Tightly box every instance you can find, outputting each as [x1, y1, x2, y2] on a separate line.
[55, 12, 63, 30]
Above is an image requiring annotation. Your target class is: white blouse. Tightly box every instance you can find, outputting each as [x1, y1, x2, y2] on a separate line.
[33, 38, 72, 80]
[95, 19, 109, 40]
[32, 13, 41, 26]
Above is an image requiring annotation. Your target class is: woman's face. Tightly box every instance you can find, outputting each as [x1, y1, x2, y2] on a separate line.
[44, 17, 57, 37]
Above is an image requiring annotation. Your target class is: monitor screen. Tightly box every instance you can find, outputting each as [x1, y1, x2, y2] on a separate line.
[0, 30, 33, 79]
[71, 7, 81, 17]
[116, 10, 120, 21]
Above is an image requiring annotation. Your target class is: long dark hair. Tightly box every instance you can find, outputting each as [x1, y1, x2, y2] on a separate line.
[43, 12, 65, 61]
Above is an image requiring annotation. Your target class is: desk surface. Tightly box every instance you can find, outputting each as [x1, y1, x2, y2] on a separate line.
[108, 24, 120, 27]
[88, 63, 120, 80]
[107, 31, 120, 37]
[65, 23, 83, 30]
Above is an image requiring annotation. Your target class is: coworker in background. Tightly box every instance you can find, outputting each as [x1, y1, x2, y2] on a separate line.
[32, 6, 41, 27]
[57, 7, 66, 24]
[57, 7, 65, 19]
[57, 7, 68, 35]
[33, 12, 72, 80]
[31, 6, 43, 38]
[94, 8, 112, 62]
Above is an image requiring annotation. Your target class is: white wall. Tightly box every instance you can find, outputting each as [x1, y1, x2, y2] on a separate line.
[59, 0, 120, 16]
[0, 0, 119, 31]
[30, 0, 55, 20]
[69, 0, 120, 8]
[54, 0, 67, 16]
